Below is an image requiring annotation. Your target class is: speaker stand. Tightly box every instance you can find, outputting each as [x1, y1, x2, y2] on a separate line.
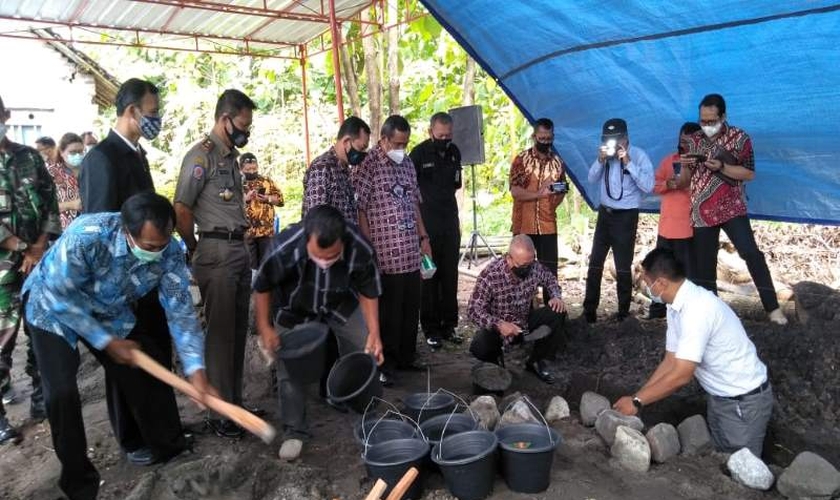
[459, 163, 497, 269]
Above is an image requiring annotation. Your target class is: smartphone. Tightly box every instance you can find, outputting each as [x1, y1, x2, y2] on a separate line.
[672, 162, 682, 176]
[257, 187, 266, 196]
[550, 181, 568, 193]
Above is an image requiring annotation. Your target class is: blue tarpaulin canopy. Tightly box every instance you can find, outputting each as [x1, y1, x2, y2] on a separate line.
[420, 1, 840, 225]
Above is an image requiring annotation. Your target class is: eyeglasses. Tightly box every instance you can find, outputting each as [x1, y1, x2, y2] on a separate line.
[241, 159, 257, 164]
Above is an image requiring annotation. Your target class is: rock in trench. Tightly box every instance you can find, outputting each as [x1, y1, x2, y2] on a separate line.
[545, 396, 570, 422]
[497, 400, 539, 428]
[595, 409, 644, 446]
[677, 414, 712, 455]
[469, 395, 500, 430]
[646, 423, 681, 463]
[727, 447, 774, 491]
[776, 451, 840, 499]
[610, 426, 651, 473]
[580, 391, 610, 426]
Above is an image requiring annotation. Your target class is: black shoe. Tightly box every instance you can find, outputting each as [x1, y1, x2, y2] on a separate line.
[0, 415, 19, 445]
[205, 418, 244, 439]
[442, 328, 464, 344]
[584, 311, 597, 324]
[612, 312, 628, 322]
[646, 309, 666, 320]
[243, 405, 266, 417]
[126, 446, 158, 466]
[378, 371, 394, 387]
[426, 336, 443, 349]
[524, 359, 555, 384]
[30, 388, 46, 422]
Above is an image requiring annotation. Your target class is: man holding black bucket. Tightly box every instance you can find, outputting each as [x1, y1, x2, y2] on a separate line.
[253, 204, 384, 460]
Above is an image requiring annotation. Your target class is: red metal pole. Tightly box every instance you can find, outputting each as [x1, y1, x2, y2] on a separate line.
[300, 46, 312, 166]
[328, 0, 345, 123]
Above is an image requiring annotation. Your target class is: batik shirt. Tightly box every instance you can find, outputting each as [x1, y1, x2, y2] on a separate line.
[302, 147, 358, 223]
[351, 145, 422, 274]
[46, 160, 80, 229]
[687, 123, 754, 228]
[467, 257, 562, 331]
[22, 213, 205, 375]
[509, 147, 566, 235]
[244, 174, 283, 239]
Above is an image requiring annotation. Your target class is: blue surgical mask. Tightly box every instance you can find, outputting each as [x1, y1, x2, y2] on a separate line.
[66, 153, 84, 168]
[128, 232, 165, 263]
[646, 282, 664, 304]
[137, 113, 162, 140]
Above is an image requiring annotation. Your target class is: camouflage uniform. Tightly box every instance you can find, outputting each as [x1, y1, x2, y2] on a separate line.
[0, 141, 61, 417]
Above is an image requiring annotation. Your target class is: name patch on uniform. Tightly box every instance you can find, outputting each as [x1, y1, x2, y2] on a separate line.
[193, 165, 205, 180]
[422, 162, 435, 169]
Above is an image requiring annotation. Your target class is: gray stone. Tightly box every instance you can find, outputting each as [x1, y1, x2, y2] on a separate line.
[278, 439, 303, 461]
[610, 426, 651, 473]
[580, 391, 610, 426]
[727, 448, 774, 491]
[595, 409, 644, 446]
[777, 451, 840, 499]
[646, 423, 681, 463]
[497, 400, 539, 428]
[469, 395, 500, 431]
[545, 396, 570, 422]
[499, 391, 524, 414]
[677, 414, 712, 455]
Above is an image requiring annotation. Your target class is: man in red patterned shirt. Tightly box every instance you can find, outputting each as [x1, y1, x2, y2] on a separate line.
[467, 235, 566, 384]
[352, 115, 433, 385]
[678, 94, 786, 325]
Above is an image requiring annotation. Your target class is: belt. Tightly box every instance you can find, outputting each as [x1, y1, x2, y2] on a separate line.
[722, 380, 770, 401]
[200, 230, 245, 241]
[600, 206, 637, 214]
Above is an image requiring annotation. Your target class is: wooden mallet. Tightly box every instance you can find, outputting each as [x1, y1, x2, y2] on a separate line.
[131, 349, 276, 444]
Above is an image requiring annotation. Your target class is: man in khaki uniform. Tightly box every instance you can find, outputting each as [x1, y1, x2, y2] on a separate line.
[174, 89, 256, 438]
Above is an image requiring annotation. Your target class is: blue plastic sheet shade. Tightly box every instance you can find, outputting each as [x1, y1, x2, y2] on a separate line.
[419, 1, 840, 224]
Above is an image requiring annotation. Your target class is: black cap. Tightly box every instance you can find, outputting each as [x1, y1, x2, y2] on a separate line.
[240, 152, 257, 163]
[602, 118, 627, 137]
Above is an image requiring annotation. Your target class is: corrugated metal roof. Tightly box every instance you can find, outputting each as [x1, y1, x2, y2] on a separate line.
[0, 0, 373, 55]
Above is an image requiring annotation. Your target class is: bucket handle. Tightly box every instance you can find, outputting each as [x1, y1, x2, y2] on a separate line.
[502, 395, 556, 446]
[361, 396, 402, 443]
[430, 389, 476, 460]
[434, 408, 460, 461]
[362, 403, 426, 457]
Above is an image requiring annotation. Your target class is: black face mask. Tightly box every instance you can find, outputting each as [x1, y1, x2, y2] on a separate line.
[535, 141, 552, 154]
[347, 145, 367, 166]
[226, 117, 250, 148]
[244, 172, 258, 180]
[511, 263, 533, 279]
[432, 137, 451, 152]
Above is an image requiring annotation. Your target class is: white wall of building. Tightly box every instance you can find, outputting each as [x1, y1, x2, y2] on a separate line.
[0, 38, 101, 147]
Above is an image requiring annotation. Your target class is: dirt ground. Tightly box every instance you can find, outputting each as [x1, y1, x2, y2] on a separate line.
[0, 268, 837, 500]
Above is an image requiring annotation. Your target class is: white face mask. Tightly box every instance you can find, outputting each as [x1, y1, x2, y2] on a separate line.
[646, 282, 664, 304]
[310, 254, 341, 270]
[0, 123, 7, 142]
[702, 123, 722, 138]
[386, 149, 405, 164]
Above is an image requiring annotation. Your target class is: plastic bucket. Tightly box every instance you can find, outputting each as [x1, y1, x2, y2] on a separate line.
[277, 322, 329, 383]
[354, 417, 418, 449]
[326, 352, 382, 413]
[403, 392, 456, 424]
[364, 438, 429, 500]
[495, 423, 562, 493]
[432, 430, 498, 500]
[420, 413, 478, 448]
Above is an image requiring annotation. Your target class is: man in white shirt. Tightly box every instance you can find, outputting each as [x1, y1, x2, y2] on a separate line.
[613, 248, 773, 457]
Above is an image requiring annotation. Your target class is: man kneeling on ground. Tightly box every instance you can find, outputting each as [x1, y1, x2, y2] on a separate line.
[253, 204, 384, 459]
[22, 192, 215, 500]
[613, 248, 773, 457]
[467, 234, 566, 384]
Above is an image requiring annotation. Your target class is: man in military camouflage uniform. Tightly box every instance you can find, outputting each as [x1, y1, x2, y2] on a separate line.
[0, 94, 61, 443]
[174, 89, 256, 438]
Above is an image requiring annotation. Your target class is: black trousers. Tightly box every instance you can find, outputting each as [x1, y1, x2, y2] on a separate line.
[649, 235, 694, 317]
[380, 271, 422, 370]
[420, 231, 460, 337]
[247, 235, 274, 271]
[584, 207, 639, 316]
[692, 215, 779, 312]
[526, 233, 559, 305]
[29, 321, 186, 500]
[469, 307, 565, 365]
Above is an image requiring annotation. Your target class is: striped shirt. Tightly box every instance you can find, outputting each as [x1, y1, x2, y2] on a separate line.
[252, 221, 382, 328]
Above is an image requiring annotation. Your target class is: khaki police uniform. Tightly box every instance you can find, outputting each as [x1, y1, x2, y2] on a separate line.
[174, 131, 250, 405]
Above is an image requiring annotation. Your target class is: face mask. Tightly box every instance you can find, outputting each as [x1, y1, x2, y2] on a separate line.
[702, 122, 722, 138]
[0, 123, 7, 142]
[511, 263, 532, 279]
[226, 117, 250, 148]
[311, 254, 340, 270]
[128, 232, 165, 263]
[66, 153, 84, 168]
[386, 149, 405, 164]
[244, 172, 258, 181]
[346, 145, 367, 166]
[432, 138, 451, 152]
[646, 282, 664, 304]
[535, 141, 552, 154]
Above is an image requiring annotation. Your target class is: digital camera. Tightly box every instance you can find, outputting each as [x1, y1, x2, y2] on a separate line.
[550, 181, 569, 193]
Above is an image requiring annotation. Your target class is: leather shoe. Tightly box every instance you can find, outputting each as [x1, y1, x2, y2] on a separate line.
[584, 311, 597, 324]
[378, 371, 394, 387]
[205, 418, 245, 438]
[425, 336, 443, 349]
[525, 359, 555, 384]
[442, 328, 464, 344]
[126, 446, 158, 466]
[0, 415, 19, 445]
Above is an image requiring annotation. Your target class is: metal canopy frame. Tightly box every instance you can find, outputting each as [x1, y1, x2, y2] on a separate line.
[0, 0, 428, 163]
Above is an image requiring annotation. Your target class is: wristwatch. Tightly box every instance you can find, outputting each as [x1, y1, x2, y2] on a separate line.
[14, 240, 29, 253]
[632, 396, 644, 412]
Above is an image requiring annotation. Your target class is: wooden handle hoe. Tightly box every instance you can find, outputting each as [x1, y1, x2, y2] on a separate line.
[384, 467, 419, 500]
[131, 349, 276, 444]
[363, 479, 388, 500]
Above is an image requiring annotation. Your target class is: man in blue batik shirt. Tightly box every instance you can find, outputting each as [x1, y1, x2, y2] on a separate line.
[22, 192, 214, 500]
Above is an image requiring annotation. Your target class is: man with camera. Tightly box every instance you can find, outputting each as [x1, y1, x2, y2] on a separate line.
[509, 118, 568, 304]
[241, 152, 284, 270]
[584, 118, 654, 323]
[676, 94, 786, 325]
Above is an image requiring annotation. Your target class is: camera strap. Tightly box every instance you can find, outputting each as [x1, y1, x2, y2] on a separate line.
[604, 158, 624, 201]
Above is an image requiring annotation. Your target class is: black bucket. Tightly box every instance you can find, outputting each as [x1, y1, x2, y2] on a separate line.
[364, 438, 429, 500]
[354, 417, 418, 449]
[403, 392, 456, 424]
[326, 352, 383, 413]
[432, 430, 498, 500]
[420, 413, 478, 448]
[276, 322, 329, 383]
[495, 423, 562, 493]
